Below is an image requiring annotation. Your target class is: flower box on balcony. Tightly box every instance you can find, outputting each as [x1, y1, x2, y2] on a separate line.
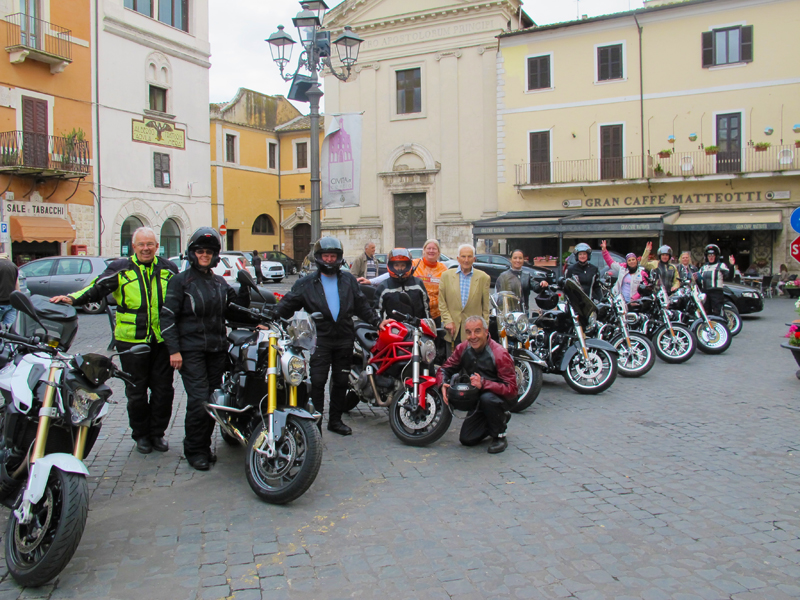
[754, 142, 770, 152]
[795, 140, 800, 148]
[704, 146, 718, 156]
[657, 150, 672, 159]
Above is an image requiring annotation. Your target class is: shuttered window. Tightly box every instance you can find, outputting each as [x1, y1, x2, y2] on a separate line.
[527, 55, 551, 91]
[225, 134, 236, 163]
[296, 142, 307, 169]
[529, 131, 550, 184]
[154, 152, 170, 188]
[268, 142, 277, 169]
[597, 44, 623, 81]
[702, 25, 753, 67]
[600, 125, 623, 180]
[22, 96, 48, 168]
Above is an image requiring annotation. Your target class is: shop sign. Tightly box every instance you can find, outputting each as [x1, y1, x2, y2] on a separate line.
[3, 201, 67, 217]
[581, 190, 770, 208]
[132, 118, 186, 149]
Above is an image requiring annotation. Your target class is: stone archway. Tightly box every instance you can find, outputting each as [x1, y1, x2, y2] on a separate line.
[112, 199, 156, 256]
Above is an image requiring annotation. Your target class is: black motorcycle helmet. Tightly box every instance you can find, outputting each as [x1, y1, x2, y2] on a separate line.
[313, 236, 345, 275]
[387, 248, 413, 281]
[446, 374, 480, 412]
[535, 288, 559, 310]
[573, 243, 592, 262]
[657, 245, 673, 260]
[704, 244, 721, 260]
[186, 227, 222, 269]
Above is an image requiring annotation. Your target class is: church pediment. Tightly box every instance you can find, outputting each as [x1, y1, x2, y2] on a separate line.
[325, 0, 521, 30]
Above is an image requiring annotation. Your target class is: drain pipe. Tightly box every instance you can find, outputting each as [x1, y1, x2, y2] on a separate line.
[93, 0, 103, 254]
[634, 14, 645, 177]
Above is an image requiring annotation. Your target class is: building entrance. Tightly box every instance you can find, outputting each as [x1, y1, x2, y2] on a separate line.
[394, 193, 427, 248]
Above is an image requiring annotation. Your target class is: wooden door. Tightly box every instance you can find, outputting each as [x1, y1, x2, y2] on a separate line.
[529, 131, 550, 183]
[600, 125, 623, 180]
[293, 223, 311, 263]
[22, 96, 48, 168]
[716, 113, 741, 173]
[394, 194, 427, 248]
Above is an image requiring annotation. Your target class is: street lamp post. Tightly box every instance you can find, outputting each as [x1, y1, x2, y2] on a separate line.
[267, 2, 363, 245]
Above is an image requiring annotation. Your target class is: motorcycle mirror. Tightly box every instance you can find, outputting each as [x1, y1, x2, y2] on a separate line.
[556, 276, 566, 287]
[112, 343, 151, 358]
[10, 291, 45, 329]
[237, 269, 256, 288]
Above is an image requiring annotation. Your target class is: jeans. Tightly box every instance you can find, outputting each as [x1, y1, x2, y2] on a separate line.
[0, 305, 15, 327]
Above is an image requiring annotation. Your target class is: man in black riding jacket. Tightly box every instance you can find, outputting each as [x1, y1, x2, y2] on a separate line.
[274, 237, 388, 436]
[565, 243, 600, 300]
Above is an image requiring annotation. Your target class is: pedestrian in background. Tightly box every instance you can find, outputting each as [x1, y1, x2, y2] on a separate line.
[438, 244, 490, 346]
[0, 252, 19, 327]
[50, 227, 178, 455]
[251, 250, 263, 284]
[351, 242, 378, 279]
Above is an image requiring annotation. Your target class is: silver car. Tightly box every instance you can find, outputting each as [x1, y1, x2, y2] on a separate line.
[19, 256, 116, 314]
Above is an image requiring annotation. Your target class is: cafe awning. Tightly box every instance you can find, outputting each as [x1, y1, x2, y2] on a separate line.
[665, 210, 783, 231]
[10, 216, 76, 243]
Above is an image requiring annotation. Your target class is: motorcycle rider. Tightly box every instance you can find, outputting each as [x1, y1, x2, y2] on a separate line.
[374, 248, 430, 321]
[600, 240, 648, 304]
[495, 249, 548, 312]
[565, 243, 601, 300]
[274, 237, 388, 436]
[677, 251, 698, 282]
[694, 244, 734, 316]
[160, 227, 250, 471]
[50, 227, 178, 455]
[437, 316, 518, 454]
[641, 242, 680, 292]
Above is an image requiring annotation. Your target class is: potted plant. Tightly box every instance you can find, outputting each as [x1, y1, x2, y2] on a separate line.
[786, 278, 800, 299]
[795, 140, 800, 148]
[781, 298, 800, 379]
[754, 142, 770, 152]
[704, 145, 718, 155]
[653, 163, 664, 177]
[0, 149, 17, 167]
[657, 149, 672, 159]
[61, 127, 86, 171]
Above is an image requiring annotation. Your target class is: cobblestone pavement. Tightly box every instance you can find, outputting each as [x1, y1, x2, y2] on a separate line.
[0, 283, 797, 600]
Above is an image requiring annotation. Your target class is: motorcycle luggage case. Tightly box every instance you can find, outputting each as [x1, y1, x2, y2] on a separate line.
[16, 295, 78, 350]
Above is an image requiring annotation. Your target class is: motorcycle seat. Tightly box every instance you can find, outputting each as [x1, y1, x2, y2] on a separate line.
[355, 325, 378, 352]
[227, 330, 257, 346]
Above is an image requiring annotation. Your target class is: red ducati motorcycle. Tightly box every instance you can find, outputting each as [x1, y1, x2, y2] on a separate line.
[346, 311, 452, 446]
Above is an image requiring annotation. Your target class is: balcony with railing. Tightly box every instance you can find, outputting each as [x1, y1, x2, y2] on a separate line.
[0, 131, 90, 178]
[4, 13, 72, 73]
[515, 144, 800, 188]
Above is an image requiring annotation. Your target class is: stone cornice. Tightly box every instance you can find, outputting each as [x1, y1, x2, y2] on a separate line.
[103, 14, 211, 68]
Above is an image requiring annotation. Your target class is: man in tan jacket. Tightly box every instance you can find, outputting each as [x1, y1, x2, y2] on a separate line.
[438, 244, 490, 345]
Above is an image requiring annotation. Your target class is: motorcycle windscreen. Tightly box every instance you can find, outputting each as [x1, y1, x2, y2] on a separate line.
[492, 291, 522, 319]
[563, 279, 597, 322]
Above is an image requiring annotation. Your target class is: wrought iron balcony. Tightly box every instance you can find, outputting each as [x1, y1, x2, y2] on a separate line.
[5, 13, 72, 73]
[515, 145, 800, 187]
[0, 130, 90, 177]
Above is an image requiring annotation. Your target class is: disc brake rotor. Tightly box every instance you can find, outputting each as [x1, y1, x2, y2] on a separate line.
[15, 487, 54, 554]
[572, 353, 604, 379]
[258, 430, 298, 478]
[399, 397, 436, 430]
[699, 324, 721, 344]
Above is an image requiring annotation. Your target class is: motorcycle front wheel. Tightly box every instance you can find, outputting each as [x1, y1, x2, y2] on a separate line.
[388, 389, 452, 447]
[563, 348, 617, 394]
[510, 361, 543, 413]
[722, 303, 742, 336]
[5, 468, 89, 588]
[245, 417, 322, 505]
[611, 333, 655, 378]
[695, 319, 731, 355]
[653, 324, 696, 364]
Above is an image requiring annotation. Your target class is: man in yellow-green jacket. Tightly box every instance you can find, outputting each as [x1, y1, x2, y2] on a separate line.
[51, 227, 179, 455]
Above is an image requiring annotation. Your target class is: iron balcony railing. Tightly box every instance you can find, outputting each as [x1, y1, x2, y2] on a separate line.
[515, 144, 800, 186]
[0, 130, 90, 176]
[5, 13, 72, 62]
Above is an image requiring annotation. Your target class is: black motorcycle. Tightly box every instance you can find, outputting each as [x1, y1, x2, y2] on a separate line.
[627, 283, 697, 364]
[594, 285, 656, 378]
[529, 280, 618, 394]
[670, 279, 732, 355]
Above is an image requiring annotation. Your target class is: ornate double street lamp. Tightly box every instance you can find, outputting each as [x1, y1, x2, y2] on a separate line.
[267, 1, 363, 243]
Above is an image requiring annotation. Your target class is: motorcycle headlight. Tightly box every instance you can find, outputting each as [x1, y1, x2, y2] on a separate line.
[420, 339, 437, 364]
[698, 292, 707, 303]
[281, 352, 306, 386]
[70, 388, 107, 425]
[586, 311, 597, 329]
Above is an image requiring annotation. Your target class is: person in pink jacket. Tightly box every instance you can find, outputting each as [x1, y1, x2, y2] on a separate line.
[600, 240, 649, 303]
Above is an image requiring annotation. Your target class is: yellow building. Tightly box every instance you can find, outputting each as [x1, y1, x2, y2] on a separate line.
[210, 89, 323, 265]
[0, 2, 95, 261]
[485, 0, 799, 271]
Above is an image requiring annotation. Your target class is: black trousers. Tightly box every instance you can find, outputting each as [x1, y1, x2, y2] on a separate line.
[310, 338, 351, 423]
[179, 350, 227, 460]
[459, 391, 510, 446]
[117, 341, 174, 441]
[704, 289, 725, 316]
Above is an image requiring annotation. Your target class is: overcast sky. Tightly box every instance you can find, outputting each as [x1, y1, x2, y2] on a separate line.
[208, 0, 645, 107]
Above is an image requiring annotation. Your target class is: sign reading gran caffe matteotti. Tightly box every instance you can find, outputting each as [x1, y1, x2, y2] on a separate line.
[579, 189, 786, 208]
[131, 118, 186, 150]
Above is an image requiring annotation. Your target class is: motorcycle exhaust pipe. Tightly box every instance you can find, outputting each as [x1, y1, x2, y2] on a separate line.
[203, 402, 250, 447]
[368, 373, 392, 407]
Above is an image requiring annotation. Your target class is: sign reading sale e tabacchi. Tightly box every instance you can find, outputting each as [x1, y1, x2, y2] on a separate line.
[132, 118, 186, 150]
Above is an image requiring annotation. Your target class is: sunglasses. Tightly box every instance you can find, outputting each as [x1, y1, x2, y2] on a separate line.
[195, 248, 214, 256]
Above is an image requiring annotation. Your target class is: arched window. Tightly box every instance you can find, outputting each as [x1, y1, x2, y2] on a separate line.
[160, 218, 181, 258]
[121, 216, 144, 256]
[252, 214, 276, 235]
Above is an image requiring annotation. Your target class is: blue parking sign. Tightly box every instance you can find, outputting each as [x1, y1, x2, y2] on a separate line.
[0, 223, 6, 234]
[792, 207, 800, 234]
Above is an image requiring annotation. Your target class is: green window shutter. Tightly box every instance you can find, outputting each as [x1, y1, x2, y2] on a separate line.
[702, 31, 714, 67]
[740, 25, 753, 62]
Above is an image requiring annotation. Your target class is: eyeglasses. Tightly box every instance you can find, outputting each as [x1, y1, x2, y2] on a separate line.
[195, 248, 214, 256]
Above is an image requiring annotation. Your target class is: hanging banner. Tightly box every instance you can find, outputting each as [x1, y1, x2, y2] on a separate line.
[321, 113, 362, 209]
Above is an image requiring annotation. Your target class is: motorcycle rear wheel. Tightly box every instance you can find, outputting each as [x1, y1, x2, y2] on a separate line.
[722, 303, 742, 336]
[653, 324, 696, 364]
[389, 389, 452, 447]
[563, 348, 617, 394]
[245, 417, 322, 505]
[5, 468, 88, 588]
[695, 320, 731, 355]
[611, 333, 655, 378]
[510, 361, 543, 413]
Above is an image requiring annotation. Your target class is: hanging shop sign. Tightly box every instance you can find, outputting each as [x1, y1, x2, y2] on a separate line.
[131, 118, 186, 150]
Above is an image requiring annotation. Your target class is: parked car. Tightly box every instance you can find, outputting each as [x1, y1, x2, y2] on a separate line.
[169, 254, 243, 284]
[723, 282, 764, 314]
[19, 256, 116, 314]
[260, 261, 285, 283]
[373, 253, 388, 275]
[475, 253, 555, 285]
[407, 248, 458, 268]
[263, 250, 298, 275]
[219, 251, 257, 279]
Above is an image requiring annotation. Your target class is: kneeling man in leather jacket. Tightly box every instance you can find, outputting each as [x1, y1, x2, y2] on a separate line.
[437, 315, 518, 454]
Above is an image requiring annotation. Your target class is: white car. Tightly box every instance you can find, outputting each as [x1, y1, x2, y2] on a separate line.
[219, 252, 257, 279]
[168, 254, 245, 284]
[260, 261, 285, 283]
